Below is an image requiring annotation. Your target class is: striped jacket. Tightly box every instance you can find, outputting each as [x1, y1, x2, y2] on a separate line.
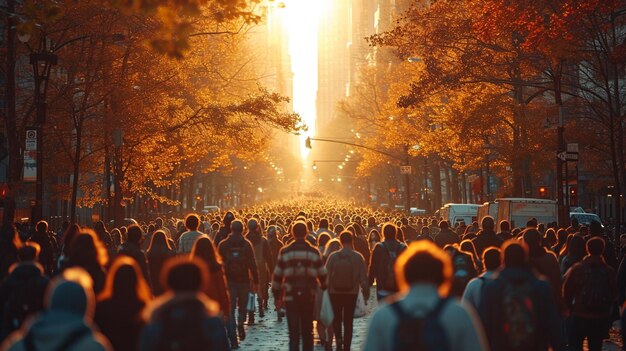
[272, 238, 327, 302]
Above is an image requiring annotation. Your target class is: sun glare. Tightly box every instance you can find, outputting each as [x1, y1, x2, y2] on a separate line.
[282, 0, 328, 159]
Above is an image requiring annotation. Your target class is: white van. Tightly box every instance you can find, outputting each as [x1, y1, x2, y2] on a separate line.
[478, 202, 499, 226]
[496, 198, 557, 229]
[439, 203, 481, 227]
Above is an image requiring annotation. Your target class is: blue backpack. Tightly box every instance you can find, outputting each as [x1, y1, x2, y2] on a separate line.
[390, 298, 451, 351]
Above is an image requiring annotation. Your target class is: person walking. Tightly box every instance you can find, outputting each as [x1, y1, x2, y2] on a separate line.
[146, 230, 175, 296]
[434, 221, 460, 248]
[325, 231, 369, 351]
[363, 240, 487, 351]
[95, 257, 151, 351]
[245, 219, 273, 320]
[471, 216, 503, 256]
[479, 240, 566, 351]
[191, 237, 231, 319]
[462, 247, 501, 311]
[368, 223, 406, 301]
[177, 214, 208, 254]
[272, 220, 327, 351]
[139, 257, 230, 351]
[118, 225, 150, 286]
[1, 268, 113, 351]
[218, 220, 259, 349]
[563, 237, 616, 351]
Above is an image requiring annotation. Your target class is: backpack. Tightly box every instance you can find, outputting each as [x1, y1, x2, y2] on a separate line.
[23, 326, 90, 351]
[578, 264, 612, 313]
[331, 252, 355, 292]
[500, 279, 538, 350]
[390, 298, 451, 351]
[381, 242, 403, 291]
[224, 239, 249, 282]
[451, 252, 473, 296]
[156, 299, 212, 351]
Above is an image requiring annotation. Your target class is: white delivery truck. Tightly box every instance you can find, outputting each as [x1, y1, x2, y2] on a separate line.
[477, 202, 499, 226]
[439, 203, 481, 227]
[496, 198, 557, 229]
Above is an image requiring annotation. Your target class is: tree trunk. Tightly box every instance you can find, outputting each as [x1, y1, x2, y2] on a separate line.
[3, 0, 19, 224]
[69, 119, 82, 224]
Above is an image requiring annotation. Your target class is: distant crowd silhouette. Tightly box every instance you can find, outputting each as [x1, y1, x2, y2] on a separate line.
[0, 199, 622, 351]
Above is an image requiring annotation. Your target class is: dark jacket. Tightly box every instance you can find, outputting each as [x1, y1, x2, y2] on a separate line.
[95, 298, 145, 351]
[368, 239, 406, 292]
[246, 232, 274, 284]
[214, 226, 230, 247]
[0, 263, 49, 339]
[140, 292, 230, 351]
[435, 229, 460, 248]
[471, 230, 504, 256]
[563, 255, 617, 319]
[146, 249, 174, 296]
[479, 267, 566, 351]
[353, 235, 370, 267]
[217, 233, 259, 285]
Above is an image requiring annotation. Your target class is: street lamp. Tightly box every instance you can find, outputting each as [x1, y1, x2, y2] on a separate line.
[18, 34, 57, 223]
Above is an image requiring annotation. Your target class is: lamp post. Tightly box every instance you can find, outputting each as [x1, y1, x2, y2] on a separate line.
[20, 34, 57, 223]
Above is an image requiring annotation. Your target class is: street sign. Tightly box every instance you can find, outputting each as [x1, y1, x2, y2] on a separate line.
[400, 165, 412, 174]
[25, 129, 37, 151]
[557, 151, 579, 161]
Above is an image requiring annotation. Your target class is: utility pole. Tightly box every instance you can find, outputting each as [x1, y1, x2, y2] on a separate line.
[556, 105, 567, 227]
[404, 144, 411, 214]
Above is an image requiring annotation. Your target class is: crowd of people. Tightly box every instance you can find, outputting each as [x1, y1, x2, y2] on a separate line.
[0, 198, 623, 351]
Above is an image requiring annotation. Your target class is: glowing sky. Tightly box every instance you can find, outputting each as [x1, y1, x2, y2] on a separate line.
[283, 0, 328, 159]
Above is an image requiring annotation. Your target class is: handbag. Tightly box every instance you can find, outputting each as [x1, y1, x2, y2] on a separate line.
[247, 292, 256, 312]
[353, 289, 367, 318]
[319, 290, 334, 326]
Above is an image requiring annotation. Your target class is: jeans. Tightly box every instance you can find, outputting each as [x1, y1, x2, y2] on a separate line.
[329, 293, 357, 351]
[566, 316, 610, 351]
[227, 281, 250, 346]
[286, 299, 315, 351]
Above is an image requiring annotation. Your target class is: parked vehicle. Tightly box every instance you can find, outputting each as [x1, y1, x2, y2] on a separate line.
[496, 198, 557, 229]
[570, 212, 604, 228]
[439, 203, 481, 227]
[477, 202, 498, 226]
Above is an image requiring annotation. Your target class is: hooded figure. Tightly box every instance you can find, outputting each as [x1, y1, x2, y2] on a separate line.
[1, 268, 112, 351]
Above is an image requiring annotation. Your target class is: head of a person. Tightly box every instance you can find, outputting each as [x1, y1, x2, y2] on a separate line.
[499, 220, 510, 232]
[589, 221, 603, 236]
[161, 257, 208, 293]
[481, 216, 495, 232]
[46, 267, 95, 321]
[367, 216, 376, 228]
[556, 228, 568, 245]
[94, 220, 107, 234]
[35, 220, 48, 234]
[420, 226, 430, 235]
[367, 229, 380, 243]
[482, 247, 501, 271]
[126, 224, 143, 244]
[231, 220, 244, 235]
[382, 223, 397, 240]
[223, 211, 236, 225]
[317, 232, 331, 248]
[396, 241, 453, 295]
[501, 240, 529, 268]
[155, 217, 164, 228]
[184, 213, 201, 231]
[18, 242, 40, 262]
[191, 236, 221, 271]
[62, 224, 81, 254]
[147, 230, 172, 253]
[68, 229, 108, 268]
[319, 218, 329, 229]
[571, 217, 579, 228]
[324, 238, 342, 257]
[99, 256, 151, 305]
[339, 231, 353, 247]
[460, 240, 478, 258]
[439, 220, 449, 230]
[247, 219, 259, 234]
[586, 236, 605, 257]
[526, 218, 538, 228]
[292, 220, 308, 239]
[522, 228, 542, 249]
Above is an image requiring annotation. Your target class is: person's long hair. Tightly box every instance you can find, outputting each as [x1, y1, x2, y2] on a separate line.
[190, 237, 222, 272]
[68, 229, 108, 268]
[147, 230, 172, 255]
[98, 256, 151, 306]
[62, 224, 81, 255]
[323, 238, 342, 261]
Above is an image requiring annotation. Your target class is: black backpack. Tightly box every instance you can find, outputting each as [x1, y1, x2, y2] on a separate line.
[156, 299, 212, 351]
[224, 239, 249, 282]
[381, 242, 403, 291]
[500, 278, 539, 351]
[579, 264, 612, 314]
[391, 298, 451, 351]
[330, 252, 355, 292]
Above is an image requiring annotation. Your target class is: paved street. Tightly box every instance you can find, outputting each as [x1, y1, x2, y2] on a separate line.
[239, 287, 377, 351]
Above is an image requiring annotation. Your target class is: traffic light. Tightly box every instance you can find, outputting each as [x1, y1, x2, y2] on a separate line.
[569, 186, 578, 205]
[538, 186, 548, 199]
[305, 137, 312, 149]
